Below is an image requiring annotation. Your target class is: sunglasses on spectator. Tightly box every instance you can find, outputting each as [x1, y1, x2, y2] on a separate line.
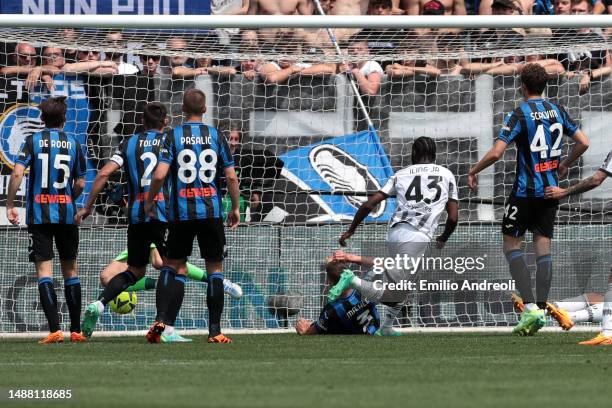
[78, 50, 100, 55]
[17, 53, 36, 59]
[42, 52, 63, 59]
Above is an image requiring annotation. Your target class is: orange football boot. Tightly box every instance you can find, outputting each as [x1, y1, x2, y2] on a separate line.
[578, 333, 612, 345]
[546, 302, 575, 331]
[208, 333, 232, 343]
[39, 330, 64, 344]
[70, 332, 87, 343]
[146, 322, 165, 343]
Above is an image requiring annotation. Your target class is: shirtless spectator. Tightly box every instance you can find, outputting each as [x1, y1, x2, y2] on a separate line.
[258, 39, 336, 85]
[401, 0, 466, 14]
[385, 59, 442, 78]
[26, 47, 67, 91]
[338, 36, 384, 96]
[485, 55, 565, 76]
[211, 0, 250, 14]
[249, 0, 313, 44]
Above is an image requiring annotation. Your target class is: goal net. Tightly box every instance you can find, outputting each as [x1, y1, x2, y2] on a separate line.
[0, 17, 611, 334]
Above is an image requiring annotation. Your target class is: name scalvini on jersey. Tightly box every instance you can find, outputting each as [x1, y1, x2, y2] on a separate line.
[380, 164, 458, 239]
[160, 122, 234, 222]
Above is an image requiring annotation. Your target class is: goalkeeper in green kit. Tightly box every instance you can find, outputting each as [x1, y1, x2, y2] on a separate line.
[102, 244, 243, 342]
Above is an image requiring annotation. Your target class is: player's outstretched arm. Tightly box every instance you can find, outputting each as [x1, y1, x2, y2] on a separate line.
[6, 164, 26, 225]
[295, 318, 318, 335]
[144, 162, 170, 217]
[339, 192, 386, 247]
[468, 139, 508, 192]
[545, 169, 608, 199]
[436, 200, 459, 249]
[558, 129, 589, 178]
[331, 250, 375, 268]
[74, 161, 120, 224]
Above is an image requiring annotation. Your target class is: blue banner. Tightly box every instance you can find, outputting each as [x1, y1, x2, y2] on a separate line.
[0, 0, 211, 15]
[280, 130, 396, 222]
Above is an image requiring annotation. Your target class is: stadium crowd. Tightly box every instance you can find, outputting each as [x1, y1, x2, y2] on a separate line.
[0, 0, 610, 221]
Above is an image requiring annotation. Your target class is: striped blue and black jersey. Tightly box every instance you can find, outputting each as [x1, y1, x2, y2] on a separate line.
[110, 130, 168, 224]
[314, 290, 380, 335]
[498, 98, 579, 198]
[159, 122, 234, 222]
[16, 129, 87, 225]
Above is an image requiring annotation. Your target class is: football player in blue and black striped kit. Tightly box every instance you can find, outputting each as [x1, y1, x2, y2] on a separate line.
[6, 96, 87, 344]
[468, 63, 590, 336]
[73, 102, 175, 339]
[144, 89, 241, 344]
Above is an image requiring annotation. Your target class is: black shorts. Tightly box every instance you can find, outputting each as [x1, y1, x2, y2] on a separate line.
[127, 221, 168, 268]
[502, 195, 558, 239]
[28, 224, 79, 263]
[166, 218, 226, 262]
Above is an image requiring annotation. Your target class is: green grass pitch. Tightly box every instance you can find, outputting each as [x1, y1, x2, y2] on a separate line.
[1, 332, 611, 408]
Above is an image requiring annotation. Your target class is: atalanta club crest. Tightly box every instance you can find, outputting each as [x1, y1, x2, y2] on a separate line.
[0, 104, 44, 169]
[309, 143, 386, 217]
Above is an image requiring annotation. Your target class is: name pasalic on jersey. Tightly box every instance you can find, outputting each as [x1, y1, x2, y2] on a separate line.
[529, 109, 559, 121]
[181, 136, 212, 145]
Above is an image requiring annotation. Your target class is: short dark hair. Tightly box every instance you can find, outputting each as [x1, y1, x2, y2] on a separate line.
[520, 63, 548, 95]
[143, 102, 167, 130]
[326, 262, 348, 285]
[182, 88, 206, 116]
[370, 0, 393, 8]
[39, 96, 67, 128]
[412, 136, 436, 164]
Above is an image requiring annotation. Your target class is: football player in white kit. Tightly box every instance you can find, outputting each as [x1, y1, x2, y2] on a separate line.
[329, 136, 459, 336]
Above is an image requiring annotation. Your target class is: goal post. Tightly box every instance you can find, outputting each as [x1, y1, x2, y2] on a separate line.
[0, 16, 610, 336]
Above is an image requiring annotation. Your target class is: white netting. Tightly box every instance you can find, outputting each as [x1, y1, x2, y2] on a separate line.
[0, 22, 611, 334]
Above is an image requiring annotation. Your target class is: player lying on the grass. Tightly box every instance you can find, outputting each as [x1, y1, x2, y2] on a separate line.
[468, 63, 589, 336]
[100, 244, 243, 342]
[296, 253, 380, 335]
[75, 103, 185, 340]
[144, 89, 240, 344]
[545, 149, 612, 345]
[6, 96, 87, 344]
[330, 136, 459, 336]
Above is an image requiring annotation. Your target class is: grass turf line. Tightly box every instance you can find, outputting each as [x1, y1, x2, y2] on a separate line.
[1, 332, 610, 408]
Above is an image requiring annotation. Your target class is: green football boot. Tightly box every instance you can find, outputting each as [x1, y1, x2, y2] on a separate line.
[82, 301, 102, 338]
[161, 331, 193, 343]
[327, 270, 355, 302]
[513, 308, 545, 336]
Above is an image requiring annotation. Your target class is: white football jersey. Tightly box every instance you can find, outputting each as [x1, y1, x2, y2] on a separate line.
[600, 150, 612, 176]
[380, 164, 458, 239]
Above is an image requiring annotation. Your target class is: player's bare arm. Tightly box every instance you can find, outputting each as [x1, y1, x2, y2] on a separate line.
[557, 129, 589, 178]
[468, 139, 508, 192]
[74, 161, 120, 224]
[295, 317, 318, 335]
[339, 191, 387, 246]
[545, 169, 608, 199]
[436, 199, 458, 249]
[6, 163, 27, 225]
[224, 166, 241, 230]
[144, 161, 170, 218]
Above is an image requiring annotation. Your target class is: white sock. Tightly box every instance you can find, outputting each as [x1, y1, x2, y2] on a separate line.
[382, 304, 403, 329]
[569, 304, 602, 323]
[602, 284, 612, 336]
[94, 300, 104, 313]
[164, 325, 174, 335]
[351, 276, 362, 289]
[352, 276, 384, 302]
[525, 303, 539, 312]
[554, 295, 589, 312]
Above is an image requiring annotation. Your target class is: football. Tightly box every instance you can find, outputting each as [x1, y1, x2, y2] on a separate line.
[109, 292, 137, 314]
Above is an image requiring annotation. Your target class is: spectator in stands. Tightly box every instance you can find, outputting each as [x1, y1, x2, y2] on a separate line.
[553, 0, 572, 12]
[385, 59, 442, 78]
[338, 36, 384, 96]
[400, 0, 466, 14]
[172, 57, 237, 78]
[329, 0, 370, 14]
[480, 0, 531, 14]
[259, 38, 336, 85]
[25, 46, 66, 91]
[105, 31, 139, 74]
[362, 1, 412, 69]
[1, 43, 38, 76]
[211, 0, 250, 14]
[163, 36, 194, 72]
[485, 54, 566, 76]
[60, 28, 78, 63]
[249, 0, 313, 45]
